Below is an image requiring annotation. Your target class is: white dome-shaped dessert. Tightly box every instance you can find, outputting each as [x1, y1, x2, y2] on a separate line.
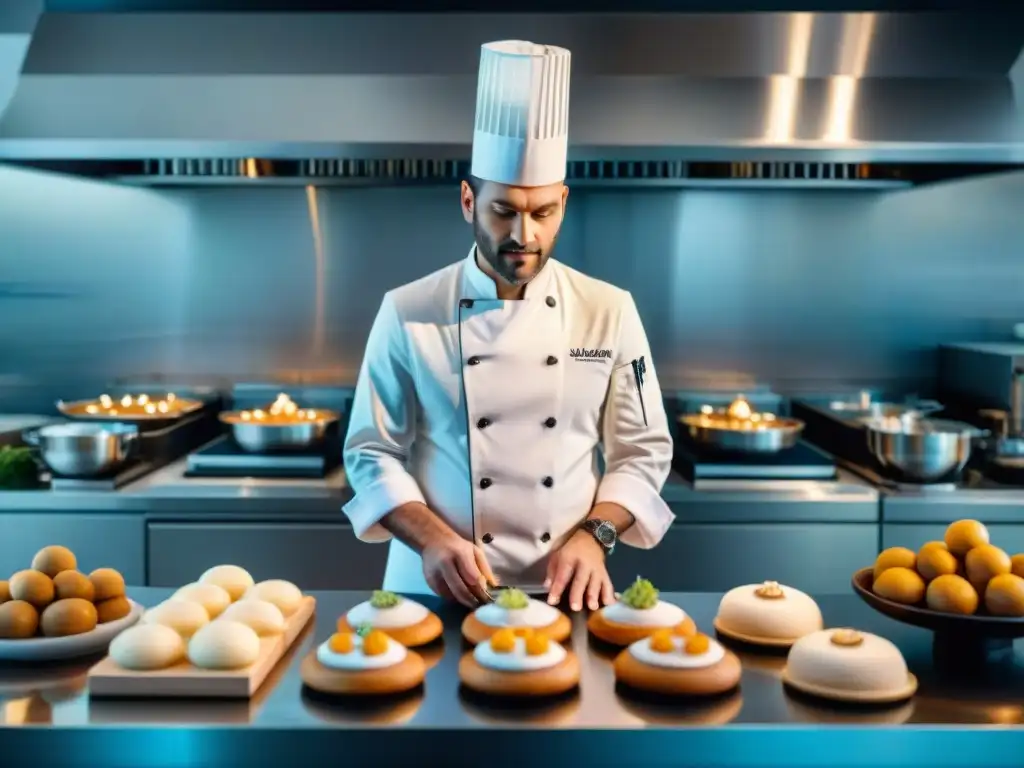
[782, 628, 916, 703]
[714, 581, 823, 646]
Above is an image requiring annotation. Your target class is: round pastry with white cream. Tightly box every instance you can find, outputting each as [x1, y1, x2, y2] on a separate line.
[337, 591, 443, 648]
[587, 577, 695, 646]
[781, 628, 917, 704]
[458, 627, 580, 697]
[613, 627, 742, 696]
[462, 588, 571, 645]
[299, 623, 426, 696]
[714, 580, 823, 647]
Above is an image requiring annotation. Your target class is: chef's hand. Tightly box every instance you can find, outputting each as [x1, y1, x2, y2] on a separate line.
[422, 533, 498, 608]
[545, 529, 615, 612]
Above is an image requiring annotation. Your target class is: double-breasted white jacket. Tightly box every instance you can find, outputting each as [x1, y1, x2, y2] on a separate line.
[342, 247, 675, 595]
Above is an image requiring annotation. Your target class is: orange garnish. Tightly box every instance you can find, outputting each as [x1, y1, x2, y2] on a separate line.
[489, 628, 516, 653]
[328, 632, 354, 654]
[525, 632, 550, 656]
[362, 629, 390, 656]
[685, 633, 711, 655]
[649, 629, 674, 652]
[673, 618, 697, 638]
[513, 626, 534, 638]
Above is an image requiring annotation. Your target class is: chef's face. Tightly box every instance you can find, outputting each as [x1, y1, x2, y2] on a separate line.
[461, 178, 569, 288]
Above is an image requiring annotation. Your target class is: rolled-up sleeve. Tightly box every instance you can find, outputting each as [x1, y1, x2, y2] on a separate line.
[342, 292, 425, 542]
[595, 293, 675, 548]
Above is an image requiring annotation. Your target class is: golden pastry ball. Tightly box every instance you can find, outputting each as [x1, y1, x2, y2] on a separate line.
[40, 598, 98, 637]
[964, 545, 1012, 590]
[873, 547, 917, 581]
[983, 574, 1024, 618]
[9, 569, 55, 609]
[916, 544, 958, 582]
[0, 580, 10, 604]
[873, 567, 926, 605]
[31, 545, 77, 578]
[96, 596, 132, 624]
[89, 568, 126, 602]
[0, 600, 39, 638]
[944, 520, 989, 557]
[52, 570, 95, 602]
[925, 574, 978, 615]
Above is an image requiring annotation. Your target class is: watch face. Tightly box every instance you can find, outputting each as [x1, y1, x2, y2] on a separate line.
[596, 522, 616, 546]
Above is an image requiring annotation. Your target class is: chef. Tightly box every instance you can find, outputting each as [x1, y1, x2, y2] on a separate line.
[342, 40, 674, 611]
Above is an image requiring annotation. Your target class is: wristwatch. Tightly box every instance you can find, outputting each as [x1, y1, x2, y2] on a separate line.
[583, 519, 617, 556]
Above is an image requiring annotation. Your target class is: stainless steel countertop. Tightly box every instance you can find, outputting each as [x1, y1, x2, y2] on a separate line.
[2, 587, 1020, 730]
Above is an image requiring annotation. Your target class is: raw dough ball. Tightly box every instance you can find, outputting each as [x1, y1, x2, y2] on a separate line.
[199, 565, 254, 602]
[110, 624, 186, 671]
[220, 599, 286, 637]
[31, 545, 77, 578]
[174, 583, 231, 619]
[244, 580, 302, 617]
[0, 600, 39, 638]
[40, 598, 98, 637]
[188, 620, 261, 670]
[96, 595, 132, 624]
[0, 580, 10, 604]
[89, 568, 126, 601]
[873, 567, 925, 605]
[53, 570, 95, 602]
[142, 599, 210, 638]
[9, 570, 55, 609]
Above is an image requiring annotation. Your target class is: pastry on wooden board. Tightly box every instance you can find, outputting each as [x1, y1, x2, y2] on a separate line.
[714, 580, 823, 647]
[462, 588, 571, 645]
[587, 577, 693, 646]
[336, 591, 443, 647]
[458, 627, 580, 697]
[613, 628, 742, 696]
[300, 624, 426, 696]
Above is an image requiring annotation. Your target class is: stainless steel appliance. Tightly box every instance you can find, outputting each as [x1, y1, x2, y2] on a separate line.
[24, 422, 138, 478]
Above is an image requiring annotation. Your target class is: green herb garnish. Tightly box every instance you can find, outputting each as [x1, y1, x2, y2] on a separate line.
[620, 577, 659, 610]
[0, 446, 40, 490]
[355, 622, 373, 638]
[495, 588, 530, 610]
[370, 590, 400, 609]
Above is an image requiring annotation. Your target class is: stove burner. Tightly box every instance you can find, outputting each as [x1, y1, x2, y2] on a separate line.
[185, 436, 339, 479]
[673, 436, 837, 484]
[49, 461, 155, 492]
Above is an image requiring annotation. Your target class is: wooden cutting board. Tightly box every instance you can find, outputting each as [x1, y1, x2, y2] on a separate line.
[88, 596, 316, 699]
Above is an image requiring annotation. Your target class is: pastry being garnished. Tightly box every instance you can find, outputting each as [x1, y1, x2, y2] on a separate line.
[714, 580, 823, 648]
[458, 627, 580, 697]
[336, 590, 443, 648]
[587, 577, 693, 646]
[300, 622, 427, 697]
[613, 627, 742, 696]
[462, 588, 571, 645]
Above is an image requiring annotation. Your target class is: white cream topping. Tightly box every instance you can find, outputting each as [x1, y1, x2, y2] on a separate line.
[602, 600, 686, 627]
[473, 637, 568, 672]
[716, 582, 823, 641]
[316, 633, 408, 671]
[628, 635, 726, 669]
[347, 598, 429, 629]
[474, 599, 561, 628]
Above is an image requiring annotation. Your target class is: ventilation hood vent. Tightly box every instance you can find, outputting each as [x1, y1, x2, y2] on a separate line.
[2, 11, 1024, 163]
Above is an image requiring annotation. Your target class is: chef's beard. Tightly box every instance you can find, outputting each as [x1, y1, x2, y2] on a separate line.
[473, 214, 555, 287]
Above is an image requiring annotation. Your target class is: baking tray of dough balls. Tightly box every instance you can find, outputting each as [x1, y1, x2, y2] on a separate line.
[0, 545, 141, 661]
[854, 519, 1024, 633]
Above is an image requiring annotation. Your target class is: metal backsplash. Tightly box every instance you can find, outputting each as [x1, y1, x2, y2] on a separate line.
[1, 165, 1022, 413]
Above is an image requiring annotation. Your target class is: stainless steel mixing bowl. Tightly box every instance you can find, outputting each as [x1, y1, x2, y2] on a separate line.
[864, 417, 987, 482]
[23, 422, 138, 477]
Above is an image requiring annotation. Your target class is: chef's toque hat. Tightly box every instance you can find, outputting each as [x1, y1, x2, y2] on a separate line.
[470, 40, 572, 188]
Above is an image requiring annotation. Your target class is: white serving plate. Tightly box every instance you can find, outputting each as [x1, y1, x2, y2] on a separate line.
[0, 600, 143, 662]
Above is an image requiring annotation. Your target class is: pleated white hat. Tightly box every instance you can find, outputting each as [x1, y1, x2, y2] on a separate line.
[470, 40, 572, 187]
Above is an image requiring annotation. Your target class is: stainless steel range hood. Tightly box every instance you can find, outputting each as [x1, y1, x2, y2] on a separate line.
[2, 11, 1024, 162]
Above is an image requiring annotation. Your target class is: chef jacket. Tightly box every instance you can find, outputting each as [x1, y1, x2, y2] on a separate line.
[342, 246, 675, 595]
